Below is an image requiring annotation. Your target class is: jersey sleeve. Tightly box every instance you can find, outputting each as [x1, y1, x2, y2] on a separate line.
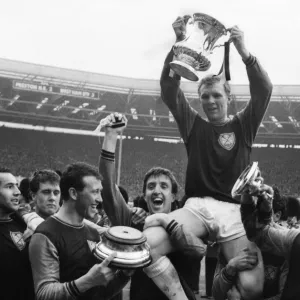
[212, 259, 235, 300]
[29, 233, 77, 300]
[99, 149, 132, 226]
[167, 221, 207, 259]
[29, 233, 130, 300]
[160, 48, 198, 143]
[237, 55, 273, 146]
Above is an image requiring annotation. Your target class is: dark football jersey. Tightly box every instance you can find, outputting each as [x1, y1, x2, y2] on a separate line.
[160, 49, 272, 203]
[0, 216, 35, 300]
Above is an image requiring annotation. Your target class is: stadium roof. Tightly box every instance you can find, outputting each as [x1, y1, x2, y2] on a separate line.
[0, 57, 300, 142]
[1, 57, 300, 98]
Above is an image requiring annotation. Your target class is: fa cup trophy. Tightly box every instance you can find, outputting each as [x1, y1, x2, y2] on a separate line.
[170, 13, 230, 81]
[231, 162, 262, 198]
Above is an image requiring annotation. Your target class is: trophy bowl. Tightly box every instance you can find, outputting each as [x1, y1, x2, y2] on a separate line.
[231, 162, 260, 198]
[170, 13, 229, 81]
[93, 226, 151, 269]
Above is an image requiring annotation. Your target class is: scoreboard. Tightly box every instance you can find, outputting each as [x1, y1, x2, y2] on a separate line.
[13, 80, 99, 100]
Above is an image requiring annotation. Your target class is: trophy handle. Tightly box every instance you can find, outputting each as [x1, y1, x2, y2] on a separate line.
[216, 41, 231, 81]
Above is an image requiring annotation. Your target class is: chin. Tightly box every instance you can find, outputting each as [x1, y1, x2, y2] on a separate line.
[10, 204, 20, 212]
[86, 212, 96, 220]
[150, 207, 168, 214]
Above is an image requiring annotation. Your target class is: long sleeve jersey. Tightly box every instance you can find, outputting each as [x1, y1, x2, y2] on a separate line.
[160, 49, 273, 203]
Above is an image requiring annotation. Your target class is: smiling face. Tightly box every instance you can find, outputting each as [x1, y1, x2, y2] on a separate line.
[199, 82, 229, 124]
[75, 175, 103, 219]
[144, 174, 175, 214]
[32, 181, 60, 219]
[0, 172, 20, 216]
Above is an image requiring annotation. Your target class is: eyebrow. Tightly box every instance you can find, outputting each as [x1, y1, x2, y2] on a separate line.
[41, 188, 60, 191]
[4, 182, 17, 187]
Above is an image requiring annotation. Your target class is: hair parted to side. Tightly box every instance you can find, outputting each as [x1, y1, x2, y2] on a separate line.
[60, 162, 102, 201]
[198, 75, 231, 99]
[30, 169, 61, 194]
[142, 167, 178, 195]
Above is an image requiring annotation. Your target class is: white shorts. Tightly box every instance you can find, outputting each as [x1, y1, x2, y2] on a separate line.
[183, 197, 246, 243]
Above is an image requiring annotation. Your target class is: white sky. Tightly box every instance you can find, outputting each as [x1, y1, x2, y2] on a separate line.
[0, 0, 299, 84]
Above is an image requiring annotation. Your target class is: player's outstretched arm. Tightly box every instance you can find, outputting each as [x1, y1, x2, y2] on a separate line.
[160, 16, 197, 144]
[96, 113, 132, 226]
[231, 26, 273, 145]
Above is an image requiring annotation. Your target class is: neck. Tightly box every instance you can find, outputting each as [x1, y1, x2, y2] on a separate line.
[0, 208, 13, 220]
[56, 202, 84, 226]
[211, 116, 230, 126]
[36, 209, 50, 220]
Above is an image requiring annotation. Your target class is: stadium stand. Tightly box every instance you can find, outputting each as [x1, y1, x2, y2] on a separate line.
[0, 128, 299, 199]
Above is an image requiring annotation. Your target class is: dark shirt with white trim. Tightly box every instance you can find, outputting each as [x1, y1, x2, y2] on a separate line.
[160, 48, 273, 203]
[29, 215, 129, 300]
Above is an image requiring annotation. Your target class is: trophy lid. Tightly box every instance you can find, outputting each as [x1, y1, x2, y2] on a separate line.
[105, 226, 147, 245]
[94, 226, 151, 269]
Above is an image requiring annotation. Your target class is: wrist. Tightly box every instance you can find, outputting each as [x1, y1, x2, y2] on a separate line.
[175, 33, 186, 43]
[226, 262, 237, 277]
[161, 216, 171, 229]
[239, 47, 250, 61]
[74, 274, 94, 293]
[165, 219, 179, 234]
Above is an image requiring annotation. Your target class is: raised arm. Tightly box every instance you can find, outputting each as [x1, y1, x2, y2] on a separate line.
[160, 16, 197, 143]
[230, 26, 273, 146]
[97, 113, 132, 226]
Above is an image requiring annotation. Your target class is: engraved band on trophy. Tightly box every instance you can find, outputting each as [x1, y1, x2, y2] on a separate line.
[170, 13, 230, 82]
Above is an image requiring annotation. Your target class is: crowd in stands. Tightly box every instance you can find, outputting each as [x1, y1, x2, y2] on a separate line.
[1, 127, 299, 199]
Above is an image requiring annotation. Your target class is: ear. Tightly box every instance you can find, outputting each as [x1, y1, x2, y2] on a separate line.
[68, 187, 78, 201]
[227, 94, 232, 103]
[171, 193, 176, 203]
[31, 192, 37, 203]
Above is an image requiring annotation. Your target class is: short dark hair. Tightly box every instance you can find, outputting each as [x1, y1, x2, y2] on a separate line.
[286, 196, 300, 219]
[30, 170, 61, 194]
[19, 178, 31, 203]
[272, 186, 287, 220]
[0, 167, 11, 173]
[60, 162, 102, 201]
[142, 167, 178, 195]
[118, 185, 129, 204]
[198, 75, 231, 98]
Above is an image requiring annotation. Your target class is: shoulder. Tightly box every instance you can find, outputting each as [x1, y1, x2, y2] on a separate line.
[35, 216, 59, 233]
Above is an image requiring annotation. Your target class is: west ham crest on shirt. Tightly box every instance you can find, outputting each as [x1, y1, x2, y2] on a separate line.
[10, 231, 26, 251]
[218, 132, 236, 150]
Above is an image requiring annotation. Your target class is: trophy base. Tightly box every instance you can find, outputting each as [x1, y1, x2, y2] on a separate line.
[170, 60, 199, 81]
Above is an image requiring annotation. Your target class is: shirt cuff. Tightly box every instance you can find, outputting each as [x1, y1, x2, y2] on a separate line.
[243, 54, 256, 67]
[101, 149, 115, 162]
